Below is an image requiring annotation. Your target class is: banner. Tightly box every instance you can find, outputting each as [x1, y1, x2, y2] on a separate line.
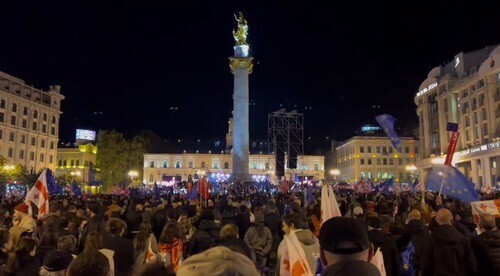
[444, 131, 459, 165]
[279, 231, 313, 276]
[470, 199, 500, 223]
[320, 183, 341, 225]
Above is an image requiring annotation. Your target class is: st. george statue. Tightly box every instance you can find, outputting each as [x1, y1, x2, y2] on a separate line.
[232, 12, 248, 45]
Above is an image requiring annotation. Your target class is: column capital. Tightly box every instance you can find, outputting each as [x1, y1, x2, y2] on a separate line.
[229, 57, 253, 74]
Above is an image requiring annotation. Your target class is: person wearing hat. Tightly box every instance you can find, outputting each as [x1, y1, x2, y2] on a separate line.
[177, 246, 260, 276]
[319, 217, 380, 275]
[40, 249, 73, 276]
[13, 203, 36, 232]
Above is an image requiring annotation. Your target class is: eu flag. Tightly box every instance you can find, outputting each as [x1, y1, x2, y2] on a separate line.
[426, 165, 479, 203]
[72, 180, 82, 197]
[46, 169, 59, 194]
[375, 114, 402, 153]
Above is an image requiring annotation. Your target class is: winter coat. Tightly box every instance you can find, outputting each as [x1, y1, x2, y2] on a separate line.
[403, 219, 430, 271]
[322, 260, 381, 276]
[16, 215, 36, 232]
[277, 229, 320, 274]
[0, 255, 40, 276]
[368, 229, 399, 276]
[244, 224, 273, 257]
[220, 210, 237, 227]
[222, 237, 253, 260]
[471, 229, 500, 275]
[103, 234, 135, 276]
[422, 225, 476, 276]
[188, 220, 220, 256]
[235, 212, 251, 240]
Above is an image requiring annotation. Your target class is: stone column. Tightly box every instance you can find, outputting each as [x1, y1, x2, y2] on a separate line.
[229, 45, 253, 182]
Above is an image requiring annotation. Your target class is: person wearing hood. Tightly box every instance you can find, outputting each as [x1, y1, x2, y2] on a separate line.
[187, 209, 220, 256]
[471, 214, 500, 275]
[421, 208, 476, 276]
[244, 213, 272, 269]
[277, 213, 320, 274]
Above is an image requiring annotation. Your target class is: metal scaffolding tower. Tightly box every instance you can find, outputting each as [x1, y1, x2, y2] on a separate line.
[268, 109, 304, 178]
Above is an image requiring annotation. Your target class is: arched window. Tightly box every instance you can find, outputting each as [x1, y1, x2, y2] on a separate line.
[213, 161, 219, 169]
[162, 161, 168, 168]
[201, 161, 206, 168]
[23, 107, 28, 115]
[149, 174, 153, 183]
[314, 164, 319, 171]
[188, 162, 193, 168]
[12, 103, 16, 112]
[252, 162, 258, 169]
[34, 110, 38, 118]
[149, 161, 155, 168]
[43, 113, 47, 121]
[175, 161, 181, 168]
[302, 165, 307, 170]
[224, 162, 229, 169]
[265, 163, 270, 170]
[382, 172, 388, 179]
[0, 100, 5, 109]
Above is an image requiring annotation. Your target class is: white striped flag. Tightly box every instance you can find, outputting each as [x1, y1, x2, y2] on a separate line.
[279, 231, 313, 276]
[320, 182, 341, 225]
[26, 169, 49, 218]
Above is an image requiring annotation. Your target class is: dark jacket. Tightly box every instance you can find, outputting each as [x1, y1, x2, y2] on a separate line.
[422, 224, 476, 276]
[403, 219, 430, 271]
[188, 220, 220, 256]
[79, 214, 106, 251]
[103, 233, 135, 276]
[220, 209, 237, 227]
[368, 229, 399, 276]
[0, 255, 41, 276]
[150, 209, 166, 241]
[125, 209, 143, 234]
[322, 260, 381, 276]
[471, 229, 500, 275]
[221, 237, 252, 260]
[264, 212, 283, 251]
[235, 212, 251, 240]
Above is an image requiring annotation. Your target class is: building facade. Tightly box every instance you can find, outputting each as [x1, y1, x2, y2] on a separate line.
[143, 152, 324, 184]
[0, 71, 64, 172]
[55, 143, 97, 183]
[335, 136, 418, 183]
[415, 44, 500, 188]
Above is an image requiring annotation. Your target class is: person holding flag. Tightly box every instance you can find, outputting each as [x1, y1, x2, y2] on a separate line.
[25, 168, 50, 219]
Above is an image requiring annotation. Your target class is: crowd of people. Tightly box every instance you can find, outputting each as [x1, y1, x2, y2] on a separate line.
[0, 184, 498, 275]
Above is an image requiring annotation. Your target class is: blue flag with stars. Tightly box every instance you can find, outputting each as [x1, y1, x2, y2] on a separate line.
[375, 114, 402, 153]
[426, 165, 479, 203]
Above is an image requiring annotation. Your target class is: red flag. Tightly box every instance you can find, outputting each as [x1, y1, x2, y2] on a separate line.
[26, 169, 49, 218]
[198, 179, 210, 199]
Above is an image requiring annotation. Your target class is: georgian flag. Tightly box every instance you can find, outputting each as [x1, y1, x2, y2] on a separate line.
[26, 169, 49, 218]
[320, 182, 341, 225]
[279, 231, 313, 276]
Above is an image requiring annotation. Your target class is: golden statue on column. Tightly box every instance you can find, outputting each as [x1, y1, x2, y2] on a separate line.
[232, 12, 248, 45]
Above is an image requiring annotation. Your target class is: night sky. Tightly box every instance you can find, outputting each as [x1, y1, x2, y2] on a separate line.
[1, 1, 499, 152]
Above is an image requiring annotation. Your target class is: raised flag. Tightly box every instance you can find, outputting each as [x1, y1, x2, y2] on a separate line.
[72, 180, 82, 197]
[46, 169, 59, 194]
[375, 114, 403, 153]
[279, 231, 313, 276]
[470, 199, 500, 223]
[371, 248, 387, 276]
[26, 169, 49, 218]
[426, 165, 479, 203]
[320, 182, 341, 225]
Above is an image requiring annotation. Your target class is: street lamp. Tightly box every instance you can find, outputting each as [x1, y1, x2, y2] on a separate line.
[3, 165, 15, 171]
[330, 169, 340, 182]
[128, 170, 138, 181]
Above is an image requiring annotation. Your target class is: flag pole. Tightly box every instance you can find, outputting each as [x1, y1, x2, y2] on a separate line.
[438, 171, 447, 198]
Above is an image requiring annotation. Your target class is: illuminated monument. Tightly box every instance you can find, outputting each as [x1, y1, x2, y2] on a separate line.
[229, 12, 253, 182]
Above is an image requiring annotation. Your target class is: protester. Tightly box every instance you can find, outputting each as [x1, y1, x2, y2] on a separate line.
[134, 261, 176, 276]
[103, 218, 134, 276]
[0, 237, 40, 276]
[157, 224, 184, 272]
[188, 209, 220, 256]
[83, 232, 115, 276]
[39, 249, 73, 276]
[12, 204, 36, 232]
[422, 208, 476, 276]
[133, 222, 158, 271]
[66, 250, 111, 276]
[319, 217, 380, 276]
[471, 214, 500, 275]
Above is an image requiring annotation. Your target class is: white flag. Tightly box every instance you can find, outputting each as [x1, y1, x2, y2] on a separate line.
[26, 169, 49, 218]
[370, 248, 386, 276]
[280, 231, 313, 276]
[321, 183, 341, 225]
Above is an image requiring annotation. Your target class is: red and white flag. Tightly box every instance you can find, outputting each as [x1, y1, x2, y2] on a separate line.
[26, 169, 49, 218]
[321, 182, 341, 225]
[279, 231, 313, 276]
[470, 199, 500, 223]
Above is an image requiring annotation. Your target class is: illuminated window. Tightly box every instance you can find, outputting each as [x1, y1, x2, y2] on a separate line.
[314, 164, 319, 171]
[188, 162, 193, 168]
[377, 172, 382, 179]
[361, 172, 366, 179]
[225, 162, 230, 169]
[213, 161, 219, 169]
[162, 161, 168, 168]
[201, 161, 206, 168]
[149, 161, 155, 168]
[264, 163, 269, 170]
[252, 162, 258, 169]
[175, 161, 181, 168]
[383, 172, 388, 179]
[367, 146, 372, 153]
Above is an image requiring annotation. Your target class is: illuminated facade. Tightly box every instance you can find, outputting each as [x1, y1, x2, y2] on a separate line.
[415, 44, 500, 187]
[336, 136, 418, 183]
[0, 71, 64, 172]
[143, 152, 324, 184]
[55, 143, 97, 183]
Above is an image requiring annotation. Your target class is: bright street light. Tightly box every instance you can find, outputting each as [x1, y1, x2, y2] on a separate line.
[330, 169, 340, 176]
[405, 165, 417, 171]
[3, 165, 15, 171]
[128, 170, 138, 181]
